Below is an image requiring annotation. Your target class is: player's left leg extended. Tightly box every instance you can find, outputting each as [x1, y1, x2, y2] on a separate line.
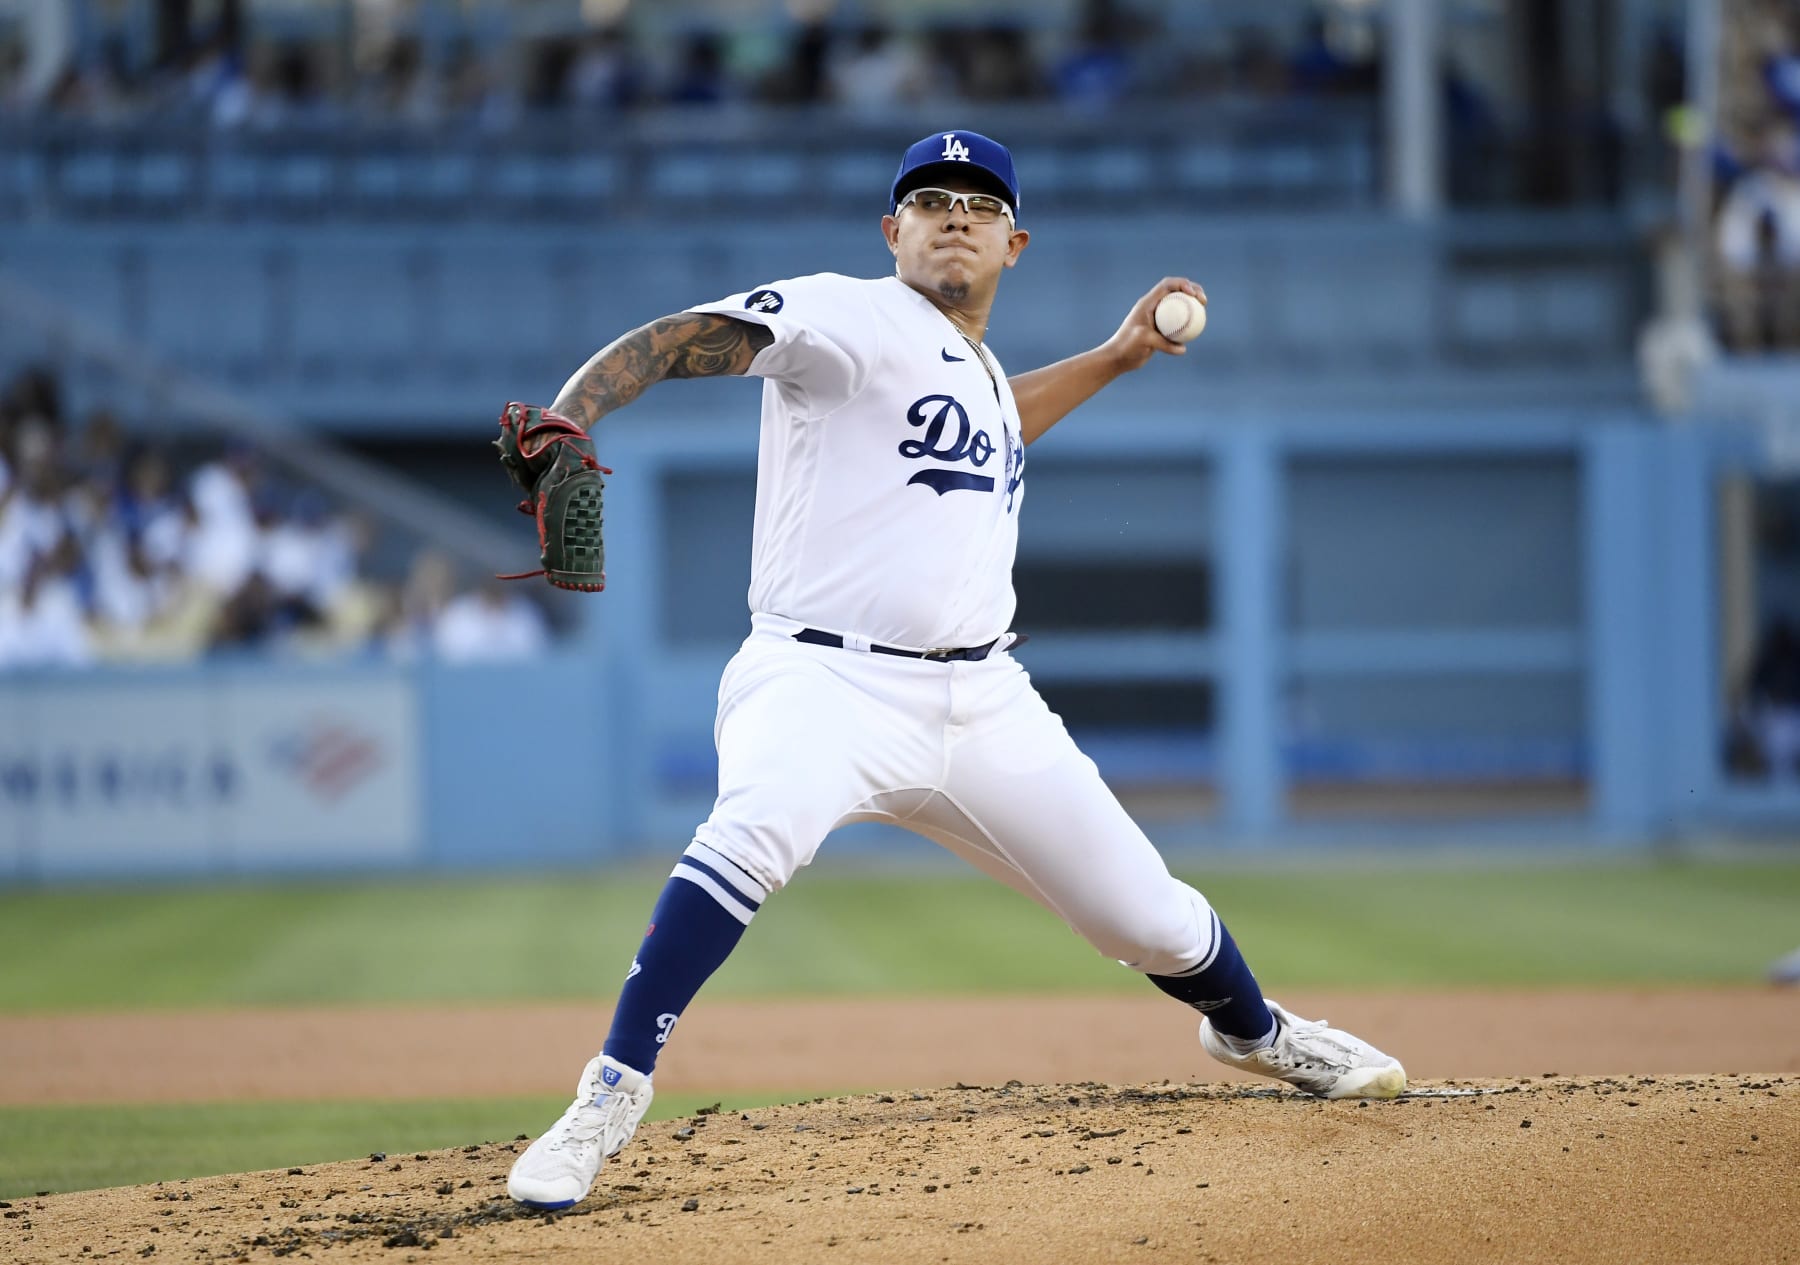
[916, 654, 1405, 1100]
[510, 629, 932, 1207]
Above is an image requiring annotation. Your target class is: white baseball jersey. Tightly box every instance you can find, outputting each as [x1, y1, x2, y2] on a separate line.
[680, 271, 1222, 990]
[688, 273, 1026, 649]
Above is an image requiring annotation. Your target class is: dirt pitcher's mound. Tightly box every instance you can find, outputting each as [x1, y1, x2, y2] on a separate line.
[10, 1076, 1797, 1265]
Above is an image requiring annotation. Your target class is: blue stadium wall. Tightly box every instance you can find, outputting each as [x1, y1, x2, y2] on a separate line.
[0, 417, 1726, 882]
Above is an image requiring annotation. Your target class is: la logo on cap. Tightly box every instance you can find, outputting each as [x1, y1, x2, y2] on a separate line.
[940, 133, 971, 162]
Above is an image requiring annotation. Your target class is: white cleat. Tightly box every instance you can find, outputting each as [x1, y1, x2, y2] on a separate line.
[1200, 999, 1406, 1100]
[1769, 946, 1800, 985]
[507, 1054, 653, 1209]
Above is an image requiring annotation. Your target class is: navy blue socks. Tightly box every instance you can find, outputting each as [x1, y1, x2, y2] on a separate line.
[1146, 911, 1277, 1046]
[601, 842, 767, 1075]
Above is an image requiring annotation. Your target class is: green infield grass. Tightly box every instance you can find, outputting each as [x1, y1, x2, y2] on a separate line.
[0, 1091, 829, 1201]
[0, 859, 1796, 1012]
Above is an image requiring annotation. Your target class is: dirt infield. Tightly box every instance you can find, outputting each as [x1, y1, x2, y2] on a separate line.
[3, 990, 1798, 1263]
[7, 1076, 1796, 1265]
[5, 988, 1798, 1105]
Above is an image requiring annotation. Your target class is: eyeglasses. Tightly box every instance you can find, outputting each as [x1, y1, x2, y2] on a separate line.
[896, 186, 1015, 226]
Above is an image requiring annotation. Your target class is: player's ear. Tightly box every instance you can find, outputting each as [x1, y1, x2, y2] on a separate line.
[1002, 227, 1030, 269]
[881, 214, 901, 256]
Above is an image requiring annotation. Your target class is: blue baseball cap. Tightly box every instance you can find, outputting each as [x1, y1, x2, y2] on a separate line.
[890, 130, 1020, 215]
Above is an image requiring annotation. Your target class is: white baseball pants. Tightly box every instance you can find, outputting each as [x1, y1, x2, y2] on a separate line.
[692, 615, 1221, 977]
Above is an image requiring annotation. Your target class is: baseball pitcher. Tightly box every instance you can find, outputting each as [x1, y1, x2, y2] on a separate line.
[500, 130, 1405, 1210]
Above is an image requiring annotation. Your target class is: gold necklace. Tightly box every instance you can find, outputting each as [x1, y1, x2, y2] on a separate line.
[958, 330, 1001, 407]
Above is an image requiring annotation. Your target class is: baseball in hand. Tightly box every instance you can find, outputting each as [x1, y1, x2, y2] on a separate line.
[1154, 291, 1207, 343]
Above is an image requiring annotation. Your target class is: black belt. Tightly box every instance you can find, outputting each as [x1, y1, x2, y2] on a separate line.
[792, 628, 1025, 662]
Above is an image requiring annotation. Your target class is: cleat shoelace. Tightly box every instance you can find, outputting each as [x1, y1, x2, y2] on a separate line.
[1273, 1015, 1368, 1073]
[544, 1082, 643, 1154]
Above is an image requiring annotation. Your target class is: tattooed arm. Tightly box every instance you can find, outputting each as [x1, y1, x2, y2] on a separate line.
[550, 314, 775, 432]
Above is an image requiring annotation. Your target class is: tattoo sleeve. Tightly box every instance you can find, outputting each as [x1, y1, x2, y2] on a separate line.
[550, 313, 775, 431]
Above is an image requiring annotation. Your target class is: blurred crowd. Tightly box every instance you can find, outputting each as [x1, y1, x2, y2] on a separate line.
[1715, 0, 1800, 352]
[0, 0, 1379, 131]
[0, 365, 549, 672]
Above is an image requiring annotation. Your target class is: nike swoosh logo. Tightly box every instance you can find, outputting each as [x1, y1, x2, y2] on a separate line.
[941, 348, 965, 362]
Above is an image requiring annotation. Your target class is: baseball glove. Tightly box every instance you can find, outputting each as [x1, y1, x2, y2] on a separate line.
[494, 402, 611, 592]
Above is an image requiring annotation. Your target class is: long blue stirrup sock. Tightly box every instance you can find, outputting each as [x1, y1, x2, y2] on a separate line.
[1146, 911, 1277, 1045]
[601, 842, 767, 1076]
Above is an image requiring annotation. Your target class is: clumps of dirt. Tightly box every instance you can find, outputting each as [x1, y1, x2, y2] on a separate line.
[8, 1076, 1795, 1265]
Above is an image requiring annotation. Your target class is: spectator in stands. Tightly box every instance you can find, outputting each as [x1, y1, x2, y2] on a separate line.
[1288, 9, 1378, 99]
[570, 27, 644, 114]
[669, 30, 732, 107]
[360, 36, 445, 127]
[381, 549, 455, 661]
[444, 38, 519, 133]
[259, 41, 336, 130]
[0, 368, 439, 671]
[70, 407, 124, 484]
[1228, 25, 1290, 99]
[88, 504, 174, 643]
[433, 581, 550, 663]
[372, 550, 549, 664]
[912, 26, 974, 107]
[529, 38, 577, 112]
[827, 24, 925, 115]
[183, 30, 252, 129]
[186, 446, 260, 596]
[0, 536, 93, 670]
[46, 36, 136, 122]
[0, 420, 69, 596]
[0, 34, 27, 116]
[84, 441, 211, 661]
[209, 570, 321, 654]
[1052, 0, 1137, 109]
[5, 365, 63, 436]
[1740, 614, 1800, 779]
[761, 21, 831, 106]
[259, 487, 335, 609]
[1760, 19, 1800, 126]
[1715, 119, 1800, 350]
[117, 445, 188, 576]
[965, 25, 1040, 103]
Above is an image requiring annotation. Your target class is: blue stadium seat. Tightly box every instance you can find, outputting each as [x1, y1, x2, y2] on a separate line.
[0, 149, 43, 216]
[821, 152, 895, 201]
[55, 151, 121, 211]
[132, 151, 194, 210]
[1171, 144, 1238, 197]
[646, 152, 721, 201]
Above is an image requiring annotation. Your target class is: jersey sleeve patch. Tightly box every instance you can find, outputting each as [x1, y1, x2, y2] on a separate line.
[744, 289, 784, 314]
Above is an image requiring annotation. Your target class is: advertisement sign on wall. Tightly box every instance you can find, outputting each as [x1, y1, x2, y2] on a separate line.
[0, 674, 421, 878]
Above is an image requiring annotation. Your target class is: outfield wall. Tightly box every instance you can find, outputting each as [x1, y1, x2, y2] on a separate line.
[0, 658, 616, 882]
